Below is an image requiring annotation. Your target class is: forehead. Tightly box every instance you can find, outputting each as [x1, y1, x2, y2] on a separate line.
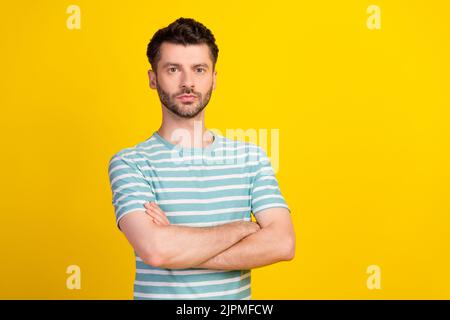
[158, 42, 212, 66]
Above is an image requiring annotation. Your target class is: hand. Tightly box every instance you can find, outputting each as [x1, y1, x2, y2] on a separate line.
[239, 220, 261, 235]
[144, 202, 170, 226]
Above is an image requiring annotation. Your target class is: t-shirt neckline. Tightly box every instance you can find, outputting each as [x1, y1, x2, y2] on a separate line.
[152, 130, 219, 151]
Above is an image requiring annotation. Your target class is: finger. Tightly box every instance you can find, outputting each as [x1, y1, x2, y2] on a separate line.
[146, 208, 166, 225]
[146, 206, 166, 222]
[145, 202, 170, 225]
[148, 204, 169, 224]
[145, 202, 164, 214]
[146, 208, 169, 226]
[150, 202, 163, 212]
[150, 203, 170, 224]
[147, 213, 161, 226]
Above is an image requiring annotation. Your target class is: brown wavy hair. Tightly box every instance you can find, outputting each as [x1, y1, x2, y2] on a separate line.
[146, 17, 219, 73]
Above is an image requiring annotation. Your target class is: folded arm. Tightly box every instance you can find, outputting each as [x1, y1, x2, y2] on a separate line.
[193, 207, 295, 270]
[118, 208, 260, 269]
[144, 203, 296, 270]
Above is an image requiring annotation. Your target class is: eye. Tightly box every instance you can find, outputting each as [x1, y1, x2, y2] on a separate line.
[196, 68, 206, 73]
[168, 67, 178, 73]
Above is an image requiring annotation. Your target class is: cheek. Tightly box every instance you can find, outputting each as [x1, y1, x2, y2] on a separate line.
[198, 76, 214, 91]
[158, 75, 179, 93]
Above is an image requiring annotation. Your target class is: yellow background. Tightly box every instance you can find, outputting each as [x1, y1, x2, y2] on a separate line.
[1, 0, 449, 299]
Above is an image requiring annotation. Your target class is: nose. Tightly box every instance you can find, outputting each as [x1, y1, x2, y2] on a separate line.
[180, 71, 195, 90]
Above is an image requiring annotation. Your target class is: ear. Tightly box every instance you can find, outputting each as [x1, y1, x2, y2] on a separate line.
[212, 69, 217, 90]
[148, 69, 157, 89]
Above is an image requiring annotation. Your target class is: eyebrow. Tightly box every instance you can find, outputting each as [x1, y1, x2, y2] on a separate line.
[162, 62, 210, 69]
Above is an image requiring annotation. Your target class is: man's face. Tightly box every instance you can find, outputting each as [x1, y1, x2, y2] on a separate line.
[148, 42, 217, 119]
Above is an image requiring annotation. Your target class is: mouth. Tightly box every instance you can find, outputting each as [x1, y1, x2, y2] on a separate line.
[177, 95, 197, 103]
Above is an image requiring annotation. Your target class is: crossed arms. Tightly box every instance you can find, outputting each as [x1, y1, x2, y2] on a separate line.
[118, 202, 296, 270]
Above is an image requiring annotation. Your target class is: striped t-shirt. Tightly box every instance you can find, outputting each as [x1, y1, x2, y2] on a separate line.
[107, 130, 290, 300]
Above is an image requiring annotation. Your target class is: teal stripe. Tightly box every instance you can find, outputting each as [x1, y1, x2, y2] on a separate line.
[133, 276, 250, 295]
[134, 287, 251, 300]
[144, 178, 253, 188]
[135, 269, 249, 282]
[168, 211, 250, 224]
[158, 200, 250, 212]
[139, 166, 259, 178]
[156, 188, 251, 200]
[124, 148, 260, 162]
[194, 287, 251, 300]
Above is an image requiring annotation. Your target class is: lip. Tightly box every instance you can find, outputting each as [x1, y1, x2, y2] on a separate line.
[177, 95, 197, 102]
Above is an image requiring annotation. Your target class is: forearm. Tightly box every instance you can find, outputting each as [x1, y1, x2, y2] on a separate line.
[193, 225, 294, 270]
[150, 221, 256, 269]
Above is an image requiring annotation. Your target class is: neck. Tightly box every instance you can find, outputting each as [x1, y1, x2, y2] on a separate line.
[157, 107, 214, 148]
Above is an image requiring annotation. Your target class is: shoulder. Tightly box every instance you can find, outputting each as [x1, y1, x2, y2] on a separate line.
[108, 135, 160, 170]
[109, 134, 161, 163]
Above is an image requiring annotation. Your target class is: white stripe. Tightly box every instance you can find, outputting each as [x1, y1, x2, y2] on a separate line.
[259, 166, 274, 173]
[155, 184, 251, 193]
[116, 199, 146, 213]
[124, 149, 175, 158]
[252, 185, 279, 193]
[118, 155, 262, 165]
[109, 140, 261, 166]
[158, 196, 250, 205]
[134, 272, 250, 287]
[114, 170, 265, 185]
[125, 142, 165, 152]
[213, 145, 259, 152]
[108, 153, 140, 167]
[134, 283, 251, 299]
[135, 268, 231, 275]
[144, 172, 257, 182]
[165, 206, 250, 217]
[143, 166, 268, 182]
[109, 155, 138, 168]
[114, 182, 151, 193]
[252, 194, 283, 204]
[116, 144, 237, 160]
[137, 141, 225, 152]
[140, 161, 260, 172]
[110, 173, 143, 185]
[258, 176, 276, 181]
[136, 152, 260, 164]
[115, 191, 154, 204]
[108, 164, 129, 175]
[143, 136, 257, 150]
[171, 217, 251, 227]
[124, 143, 258, 159]
[253, 203, 289, 213]
[108, 156, 125, 167]
[241, 295, 251, 300]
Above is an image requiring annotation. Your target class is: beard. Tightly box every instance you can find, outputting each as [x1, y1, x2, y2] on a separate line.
[156, 82, 213, 119]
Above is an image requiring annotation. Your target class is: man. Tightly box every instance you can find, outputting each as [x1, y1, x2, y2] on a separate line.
[108, 17, 295, 300]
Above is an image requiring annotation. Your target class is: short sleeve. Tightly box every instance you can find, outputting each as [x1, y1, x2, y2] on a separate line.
[250, 146, 291, 215]
[108, 153, 156, 230]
